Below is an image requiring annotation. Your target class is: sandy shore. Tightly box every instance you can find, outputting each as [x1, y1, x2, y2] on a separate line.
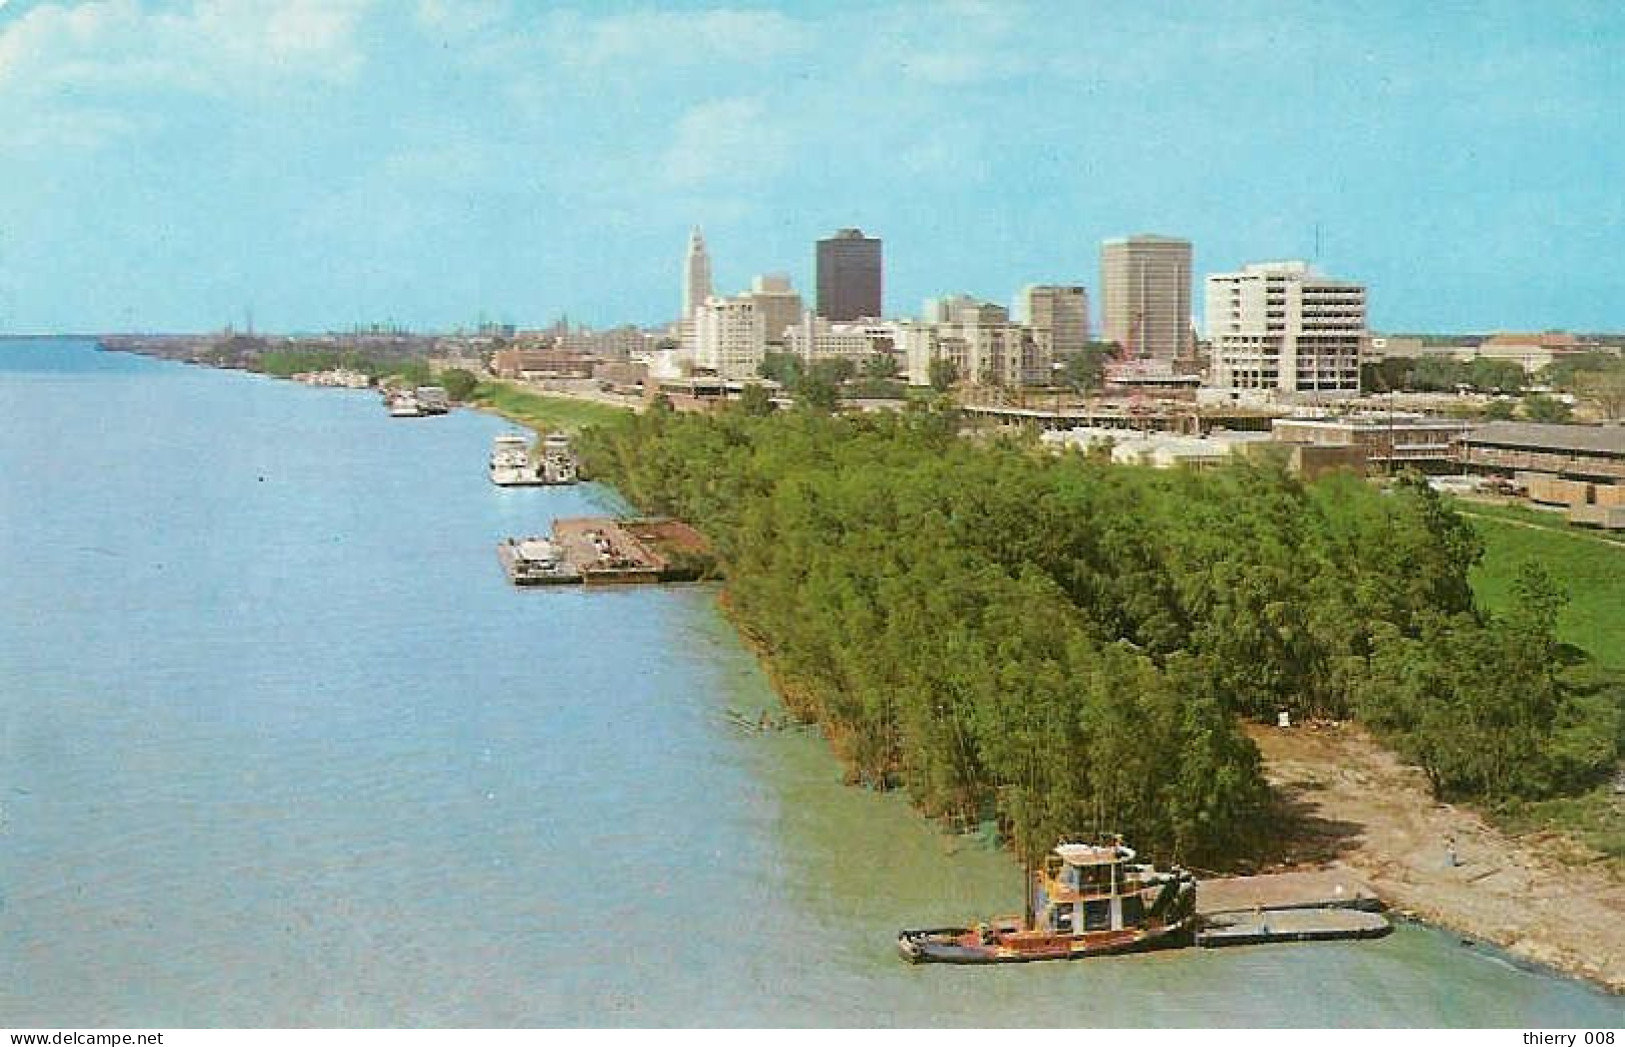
[1254, 722, 1624, 994]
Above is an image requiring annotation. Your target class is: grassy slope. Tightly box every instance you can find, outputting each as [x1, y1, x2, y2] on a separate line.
[1456, 497, 1625, 547]
[1464, 505, 1625, 672]
[469, 380, 634, 433]
[1462, 502, 1625, 860]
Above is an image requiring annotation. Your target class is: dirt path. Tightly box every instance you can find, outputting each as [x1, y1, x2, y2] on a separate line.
[1252, 722, 1625, 994]
[1454, 506, 1625, 550]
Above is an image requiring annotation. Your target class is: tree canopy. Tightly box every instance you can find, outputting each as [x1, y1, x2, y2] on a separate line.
[576, 411, 1622, 863]
[439, 367, 479, 401]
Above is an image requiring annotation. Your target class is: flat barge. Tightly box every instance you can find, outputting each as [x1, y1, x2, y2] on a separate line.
[497, 517, 716, 587]
[1196, 907, 1391, 948]
[1196, 868, 1383, 915]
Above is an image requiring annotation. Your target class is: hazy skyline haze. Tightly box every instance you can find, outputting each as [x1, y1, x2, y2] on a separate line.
[1, 0, 1622, 334]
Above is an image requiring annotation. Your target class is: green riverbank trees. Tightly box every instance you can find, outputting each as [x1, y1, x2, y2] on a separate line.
[578, 408, 1623, 866]
[256, 346, 434, 386]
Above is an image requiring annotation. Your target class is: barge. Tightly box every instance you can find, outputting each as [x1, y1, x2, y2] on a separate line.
[1195, 907, 1391, 948]
[496, 517, 716, 588]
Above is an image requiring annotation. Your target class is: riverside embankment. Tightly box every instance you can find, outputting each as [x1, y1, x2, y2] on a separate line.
[3, 339, 1617, 1025]
[578, 404, 1625, 1001]
[1255, 722, 1624, 993]
[466, 378, 634, 435]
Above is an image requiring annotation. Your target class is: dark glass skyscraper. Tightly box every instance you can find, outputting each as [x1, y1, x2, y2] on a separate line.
[815, 228, 882, 321]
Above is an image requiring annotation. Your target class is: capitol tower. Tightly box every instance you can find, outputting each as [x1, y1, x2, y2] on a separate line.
[683, 226, 713, 320]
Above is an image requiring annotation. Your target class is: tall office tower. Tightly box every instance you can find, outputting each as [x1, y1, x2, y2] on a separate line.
[743, 273, 803, 349]
[1206, 261, 1366, 399]
[816, 228, 883, 321]
[1020, 285, 1090, 358]
[1100, 235, 1192, 361]
[683, 226, 713, 320]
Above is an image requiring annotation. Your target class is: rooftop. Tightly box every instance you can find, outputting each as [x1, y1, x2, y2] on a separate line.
[1482, 332, 1579, 348]
[1103, 233, 1190, 247]
[1055, 843, 1130, 867]
[1276, 414, 1473, 432]
[1462, 421, 1625, 456]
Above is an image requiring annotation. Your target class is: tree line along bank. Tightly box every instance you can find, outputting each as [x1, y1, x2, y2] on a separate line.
[577, 403, 1624, 870]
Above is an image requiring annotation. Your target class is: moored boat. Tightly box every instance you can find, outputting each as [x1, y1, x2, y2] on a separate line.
[540, 432, 578, 484]
[385, 389, 422, 417]
[897, 839, 1196, 964]
[489, 433, 543, 486]
[496, 536, 580, 586]
[416, 385, 450, 415]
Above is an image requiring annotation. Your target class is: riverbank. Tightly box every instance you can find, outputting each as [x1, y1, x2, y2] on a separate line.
[1255, 721, 1625, 993]
[466, 379, 635, 435]
[733, 569, 1625, 992]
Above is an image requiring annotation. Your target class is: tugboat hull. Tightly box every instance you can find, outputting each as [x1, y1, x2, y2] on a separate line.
[897, 917, 1194, 965]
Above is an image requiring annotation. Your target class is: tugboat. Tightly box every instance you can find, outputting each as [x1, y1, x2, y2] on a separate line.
[897, 839, 1196, 964]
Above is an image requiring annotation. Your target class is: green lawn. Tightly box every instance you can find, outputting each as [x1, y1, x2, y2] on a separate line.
[469, 380, 635, 433]
[1462, 502, 1625, 862]
[1455, 497, 1625, 547]
[1464, 504, 1625, 672]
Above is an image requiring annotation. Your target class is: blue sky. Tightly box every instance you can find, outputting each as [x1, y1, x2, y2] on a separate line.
[1, 0, 1622, 334]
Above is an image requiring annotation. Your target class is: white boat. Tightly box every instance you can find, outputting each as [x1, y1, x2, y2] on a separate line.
[416, 386, 450, 415]
[540, 432, 578, 484]
[490, 433, 542, 486]
[387, 391, 423, 417]
[497, 536, 580, 586]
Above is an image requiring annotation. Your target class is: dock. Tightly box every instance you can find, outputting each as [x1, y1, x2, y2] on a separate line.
[498, 517, 716, 587]
[1196, 868, 1383, 916]
[1192, 868, 1392, 947]
[1196, 907, 1392, 948]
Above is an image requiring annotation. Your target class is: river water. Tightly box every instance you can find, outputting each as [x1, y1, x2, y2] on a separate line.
[0, 339, 1617, 1027]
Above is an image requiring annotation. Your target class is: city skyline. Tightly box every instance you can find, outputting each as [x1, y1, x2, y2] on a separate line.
[1, 1, 1623, 334]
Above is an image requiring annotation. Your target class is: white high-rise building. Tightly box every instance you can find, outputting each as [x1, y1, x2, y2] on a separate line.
[1100, 235, 1191, 361]
[683, 227, 713, 320]
[1020, 285, 1089, 358]
[693, 294, 766, 379]
[1205, 261, 1366, 400]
